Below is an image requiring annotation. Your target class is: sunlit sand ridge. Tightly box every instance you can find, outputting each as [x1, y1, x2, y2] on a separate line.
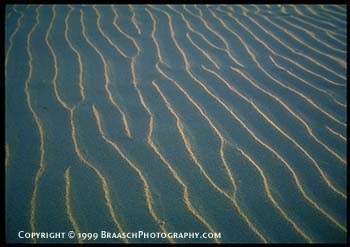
[217, 7, 345, 87]
[231, 67, 346, 166]
[92, 105, 174, 243]
[228, 67, 346, 233]
[50, 5, 127, 243]
[236, 9, 346, 83]
[194, 6, 346, 231]
[291, 6, 337, 28]
[102, 8, 220, 240]
[25, 6, 46, 243]
[90, 7, 174, 241]
[145, 8, 170, 67]
[93, 5, 129, 59]
[64, 167, 83, 244]
[276, 17, 346, 54]
[183, 5, 245, 67]
[148, 81, 220, 243]
[80, 9, 132, 138]
[326, 126, 346, 142]
[288, 14, 346, 39]
[147, 10, 267, 235]
[152, 79, 266, 243]
[210, 7, 346, 164]
[111, 5, 140, 56]
[64, 5, 85, 101]
[167, 5, 224, 51]
[185, 32, 220, 69]
[149, 5, 240, 197]
[151, 4, 345, 240]
[267, 56, 343, 106]
[201, 65, 346, 199]
[5, 6, 25, 77]
[129, 5, 141, 35]
[260, 15, 346, 68]
[237, 148, 312, 243]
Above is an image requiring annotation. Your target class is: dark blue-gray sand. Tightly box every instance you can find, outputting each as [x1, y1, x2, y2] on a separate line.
[5, 4, 347, 243]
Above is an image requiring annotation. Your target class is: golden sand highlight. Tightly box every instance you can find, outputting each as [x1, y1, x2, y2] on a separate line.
[185, 32, 220, 69]
[145, 8, 170, 68]
[129, 5, 141, 35]
[268, 56, 341, 104]
[64, 167, 83, 244]
[230, 66, 346, 167]
[276, 17, 346, 54]
[64, 5, 85, 101]
[80, 9, 131, 138]
[93, 5, 129, 59]
[244, 13, 346, 81]
[326, 126, 346, 142]
[5, 6, 24, 77]
[26, 6, 45, 243]
[51, 6, 128, 242]
[217, 8, 345, 87]
[167, 5, 223, 51]
[201, 64, 345, 199]
[69, 108, 128, 243]
[154, 67, 267, 243]
[188, 5, 244, 67]
[237, 148, 313, 243]
[92, 104, 174, 243]
[111, 6, 141, 57]
[261, 16, 345, 68]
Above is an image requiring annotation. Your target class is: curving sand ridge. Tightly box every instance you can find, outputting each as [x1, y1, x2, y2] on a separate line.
[145, 8, 170, 68]
[92, 104, 174, 243]
[209, 8, 346, 164]
[25, 6, 45, 243]
[237, 147, 312, 243]
[289, 14, 346, 39]
[155, 59, 267, 242]
[152, 7, 347, 224]
[99, 6, 220, 240]
[64, 167, 83, 244]
[185, 32, 220, 70]
[80, 9, 132, 138]
[276, 17, 346, 54]
[260, 15, 346, 68]
[152, 78, 266, 243]
[326, 126, 346, 142]
[217, 7, 346, 87]
[148, 81, 221, 243]
[5, 6, 25, 78]
[267, 56, 343, 107]
[168, 5, 224, 51]
[201, 65, 346, 199]
[154, 26, 347, 232]
[129, 5, 142, 35]
[182, 5, 244, 68]
[230, 67, 346, 168]
[111, 6, 140, 57]
[241, 11, 345, 81]
[93, 5, 129, 59]
[64, 6, 85, 101]
[47, 5, 128, 243]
